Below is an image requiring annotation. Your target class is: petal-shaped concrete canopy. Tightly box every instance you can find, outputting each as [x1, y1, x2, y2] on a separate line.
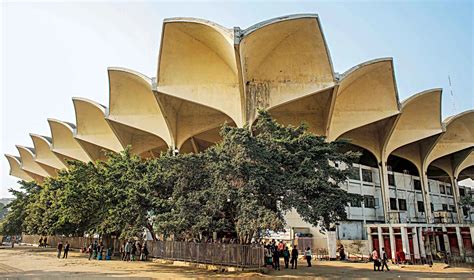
[425, 110, 474, 168]
[4, 154, 34, 182]
[384, 89, 443, 156]
[455, 150, 474, 178]
[157, 18, 243, 127]
[267, 87, 335, 136]
[48, 118, 91, 165]
[30, 134, 67, 176]
[73, 97, 124, 161]
[326, 58, 400, 141]
[240, 14, 335, 123]
[107, 68, 171, 157]
[16, 145, 48, 182]
[154, 91, 234, 151]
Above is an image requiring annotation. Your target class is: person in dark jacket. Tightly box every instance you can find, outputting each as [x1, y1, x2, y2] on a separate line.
[282, 246, 290, 269]
[272, 248, 280, 270]
[381, 248, 390, 271]
[291, 246, 299, 269]
[57, 241, 63, 259]
[63, 241, 70, 258]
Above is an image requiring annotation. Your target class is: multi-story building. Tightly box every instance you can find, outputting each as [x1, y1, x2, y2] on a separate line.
[4, 14, 473, 262]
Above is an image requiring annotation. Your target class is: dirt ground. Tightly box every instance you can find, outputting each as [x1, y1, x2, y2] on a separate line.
[0, 246, 472, 279]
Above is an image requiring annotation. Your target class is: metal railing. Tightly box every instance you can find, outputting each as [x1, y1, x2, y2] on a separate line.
[149, 240, 264, 268]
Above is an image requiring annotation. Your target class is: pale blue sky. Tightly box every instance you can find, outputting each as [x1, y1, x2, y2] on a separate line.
[1, 0, 473, 197]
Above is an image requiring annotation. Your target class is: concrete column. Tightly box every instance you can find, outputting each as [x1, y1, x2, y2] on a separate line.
[418, 227, 426, 258]
[412, 227, 420, 260]
[389, 226, 396, 260]
[421, 171, 433, 223]
[378, 226, 384, 256]
[451, 177, 463, 223]
[456, 226, 465, 257]
[470, 226, 474, 247]
[379, 160, 391, 223]
[367, 227, 373, 253]
[442, 225, 451, 254]
[401, 226, 411, 258]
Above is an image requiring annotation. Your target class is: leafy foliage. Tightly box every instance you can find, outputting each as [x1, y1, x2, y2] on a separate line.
[0, 111, 360, 242]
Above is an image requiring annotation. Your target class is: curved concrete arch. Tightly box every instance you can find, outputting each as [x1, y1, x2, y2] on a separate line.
[266, 87, 335, 136]
[30, 133, 67, 176]
[106, 68, 172, 156]
[384, 89, 443, 156]
[424, 110, 474, 168]
[240, 14, 335, 123]
[157, 18, 243, 127]
[179, 126, 226, 154]
[16, 145, 48, 182]
[154, 91, 234, 150]
[73, 97, 124, 161]
[326, 58, 400, 141]
[4, 154, 34, 182]
[455, 150, 474, 178]
[48, 118, 91, 165]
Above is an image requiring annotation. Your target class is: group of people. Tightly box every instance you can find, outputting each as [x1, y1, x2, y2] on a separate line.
[38, 236, 48, 248]
[56, 241, 70, 259]
[120, 240, 149, 261]
[371, 248, 390, 272]
[264, 240, 312, 270]
[87, 240, 113, 261]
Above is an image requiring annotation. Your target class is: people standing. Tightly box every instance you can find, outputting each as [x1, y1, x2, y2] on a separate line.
[93, 240, 98, 260]
[125, 241, 131, 261]
[372, 249, 380, 271]
[291, 246, 298, 269]
[283, 246, 290, 269]
[63, 241, 70, 259]
[88, 243, 93, 260]
[272, 247, 280, 270]
[39, 237, 43, 248]
[305, 247, 312, 267]
[141, 243, 149, 261]
[57, 241, 63, 259]
[120, 241, 126, 261]
[381, 248, 390, 271]
[131, 241, 137, 261]
[43, 237, 48, 248]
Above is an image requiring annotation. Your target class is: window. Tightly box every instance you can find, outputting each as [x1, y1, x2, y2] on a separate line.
[463, 207, 469, 216]
[364, 195, 376, 208]
[414, 179, 422, 191]
[375, 198, 380, 207]
[390, 198, 398, 210]
[417, 201, 425, 212]
[350, 199, 362, 207]
[446, 186, 452, 196]
[388, 174, 395, 186]
[460, 188, 466, 197]
[440, 185, 445, 194]
[398, 199, 407, 211]
[442, 204, 448, 211]
[449, 205, 456, 212]
[348, 166, 360, 180]
[430, 203, 434, 212]
[362, 169, 373, 182]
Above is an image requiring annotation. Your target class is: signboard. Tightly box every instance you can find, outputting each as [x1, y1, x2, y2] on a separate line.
[264, 228, 291, 240]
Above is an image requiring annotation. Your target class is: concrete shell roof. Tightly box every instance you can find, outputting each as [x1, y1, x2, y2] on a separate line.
[326, 58, 400, 141]
[73, 97, 123, 160]
[16, 145, 49, 179]
[5, 154, 34, 182]
[107, 67, 172, 153]
[48, 118, 91, 164]
[425, 110, 474, 167]
[5, 15, 473, 183]
[384, 89, 443, 155]
[30, 133, 67, 175]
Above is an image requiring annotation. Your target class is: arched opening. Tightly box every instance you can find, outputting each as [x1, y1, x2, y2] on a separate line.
[340, 143, 378, 168]
[387, 155, 420, 176]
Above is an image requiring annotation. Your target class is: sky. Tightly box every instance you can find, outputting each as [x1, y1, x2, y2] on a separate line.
[1, 0, 473, 197]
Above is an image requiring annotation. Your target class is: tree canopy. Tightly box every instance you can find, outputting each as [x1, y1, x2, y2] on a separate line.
[0, 111, 360, 242]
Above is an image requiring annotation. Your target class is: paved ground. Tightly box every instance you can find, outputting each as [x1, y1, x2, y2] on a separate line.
[0, 246, 472, 279]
